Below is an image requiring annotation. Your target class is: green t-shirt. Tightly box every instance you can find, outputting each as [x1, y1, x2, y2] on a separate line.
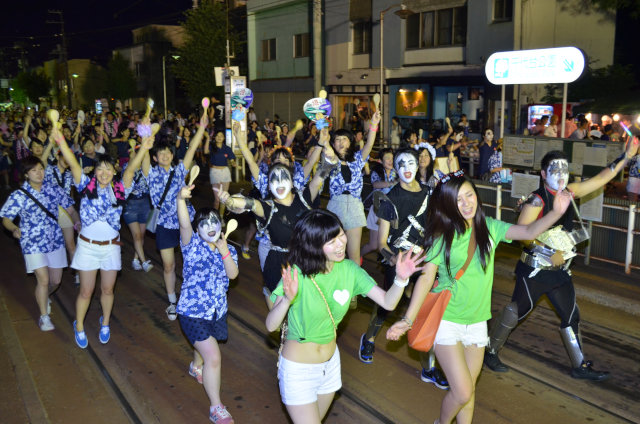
[271, 259, 376, 344]
[426, 217, 512, 325]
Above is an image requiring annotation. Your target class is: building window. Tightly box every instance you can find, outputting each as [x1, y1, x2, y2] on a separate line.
[294, 33, 310, 58]
[261, 39, 276, 61]
[406, 5, 467, 49]
[493, 0, 513, 22]
[353, 21, 372, 54]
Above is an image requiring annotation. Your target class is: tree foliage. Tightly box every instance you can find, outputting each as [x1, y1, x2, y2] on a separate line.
[107, 53, 137, 102]
[173, 1, 235, 103]
[11, 70, 52, 105]
[589, 0, 640, 17]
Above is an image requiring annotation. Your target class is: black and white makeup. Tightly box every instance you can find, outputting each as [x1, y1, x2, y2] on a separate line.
[394, 152, 418, 184]
[197, 212, 222, 243]
[544, 159, 569, 191]
[269, 166, 293, 200]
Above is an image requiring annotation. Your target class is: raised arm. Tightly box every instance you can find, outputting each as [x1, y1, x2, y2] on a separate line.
[122, 136, 153, 188]
[284, 120, 303, 148]
[569, 136, 639, 199]
[216, 186, 265, 219]
[177, 185, 195, 245]
[303, 127, 328, 178]
[506, 189, 572, 241]
[52, 127, 83, 185]
[183, 113, 207, 170]
[233, 121, 260, 181]
[360, 111, 381, 161]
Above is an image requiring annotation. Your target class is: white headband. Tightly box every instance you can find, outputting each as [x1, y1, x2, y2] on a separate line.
[414, 142, 436, 160]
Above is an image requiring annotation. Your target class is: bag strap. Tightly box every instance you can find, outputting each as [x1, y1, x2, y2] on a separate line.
[453, 228, 476, 282]
[19, 188, 58, 222]
[309, 276, 337, 338]
[157, 169, 176, 208]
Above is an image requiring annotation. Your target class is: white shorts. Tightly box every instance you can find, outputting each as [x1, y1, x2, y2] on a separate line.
[71, 238, 122, 271]
[24, 247, 67, 273]
[278, 347, 342, 406]
[209, 167, 232, 184]
[58, 206, 74, 229]
[365, 205, 379, 231]
[627, 177, 640, 195]
[434, 320, 489, 348]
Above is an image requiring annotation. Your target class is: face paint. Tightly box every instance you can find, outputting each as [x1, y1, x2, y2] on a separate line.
[454, 132, 463, 142]
[197, 212, 222, 243]
[394, 153, 418, 184]
[269, 167, 293, 200]
[484, 130, 494, 141]
[545, 159, 569, 191]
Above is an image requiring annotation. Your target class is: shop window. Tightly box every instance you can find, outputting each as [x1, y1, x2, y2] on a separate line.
[353, 21, 372, 54]
[261, 39, 276, 61]
[294, 33, 310, 58]
[493, 0, 513, 22]
[406, 5, 467, 49]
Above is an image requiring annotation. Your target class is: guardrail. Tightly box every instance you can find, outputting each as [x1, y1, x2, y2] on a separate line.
[475, 181, 639, 274]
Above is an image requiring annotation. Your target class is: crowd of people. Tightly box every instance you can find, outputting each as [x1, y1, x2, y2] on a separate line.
[1, 102, 638, 424]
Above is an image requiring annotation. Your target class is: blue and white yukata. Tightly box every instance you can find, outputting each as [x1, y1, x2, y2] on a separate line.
[71, 174, 133, 271]
[45, 165, 76, 228]
[177, 234, 238, 343]
[0, 181, 74, 272]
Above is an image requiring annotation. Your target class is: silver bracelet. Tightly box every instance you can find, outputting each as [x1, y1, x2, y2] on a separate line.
[393, 276, 409, 288]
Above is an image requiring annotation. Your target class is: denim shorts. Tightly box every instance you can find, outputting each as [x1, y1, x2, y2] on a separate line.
[277, 347, 342, 405]
[434, 320, 489, 347]
[178, 312, 228, 345]
[156, 225, 180, 250]
[123, 196, 151, 225]
[327, 194, 365, 230]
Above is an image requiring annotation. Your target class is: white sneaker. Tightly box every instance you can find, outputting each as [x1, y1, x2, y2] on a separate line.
[166, 303, 177, 321]
[47, 298, 51, 315]
[142, 260, 153, 273]
[131, 258, 142, 271]
[39, 315, 55, 331]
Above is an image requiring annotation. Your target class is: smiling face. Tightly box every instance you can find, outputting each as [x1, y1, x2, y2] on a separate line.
[95, 161, 116, 187]
[543, 159, 569, 191]
[154, 147, 174, 167]
[333, 135, 350, 159]
[269, 166, 293, 200]
[197, 212, 222, 243]
[394, 152, 418, 184]
[418, 149, 431, 169]
[215, 132, 225, 146]
[457, 181, 478, 225]
[323, 229, 347, 263]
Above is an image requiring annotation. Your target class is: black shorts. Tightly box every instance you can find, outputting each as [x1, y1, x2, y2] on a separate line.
[156, 225, 180, 250]
[178, 312, 228, 345]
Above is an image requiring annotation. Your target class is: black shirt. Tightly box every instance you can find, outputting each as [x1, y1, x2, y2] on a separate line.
[377, 184, 431, 253]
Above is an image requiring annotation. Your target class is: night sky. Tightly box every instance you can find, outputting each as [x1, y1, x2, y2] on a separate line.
[0, 0, 193, 73]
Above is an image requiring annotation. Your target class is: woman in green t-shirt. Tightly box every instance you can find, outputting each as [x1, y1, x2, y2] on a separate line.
[386, 172, 571, 424]
[266, 209, 425, 424]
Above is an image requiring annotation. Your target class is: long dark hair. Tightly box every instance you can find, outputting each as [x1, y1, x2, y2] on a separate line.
[423, 174, 492, 278]
[415, 147, 435, 182]
[286, 209, 343, 276]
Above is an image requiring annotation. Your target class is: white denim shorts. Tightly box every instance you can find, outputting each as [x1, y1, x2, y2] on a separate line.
[627, 176, 640, 195]
[365, 205, 379, 231]
[71, 238, 121, 271]
[434, 320, 489, 347]
[327, 194, 365, 230]
[209, 166, 231, 184]
[278, 347, 342, 406]
[24, 247, 67, 273]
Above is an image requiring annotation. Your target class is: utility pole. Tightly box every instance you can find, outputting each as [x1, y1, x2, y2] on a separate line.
[312, 0, 322, 97]
[47, 10, 72, 109]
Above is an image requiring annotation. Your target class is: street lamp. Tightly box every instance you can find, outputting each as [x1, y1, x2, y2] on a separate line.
[162, 55, 180, 118]
[380, 4, 413, 145]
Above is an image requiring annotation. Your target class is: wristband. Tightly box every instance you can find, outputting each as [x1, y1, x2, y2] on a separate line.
[393, 276, 409, 287]
[221, 251, 231, 260]
[370, 125, 379, 132]
[401, 316, 413, 329]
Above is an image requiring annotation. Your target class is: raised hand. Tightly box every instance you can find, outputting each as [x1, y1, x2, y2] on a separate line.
[394, 249, 426, 281]
[371, 110, 381, 126]
[625, 136, 639, 158]
[178, 184, 195, 200]
[281, 265, 299, 302]
[552, 189, 572, 215]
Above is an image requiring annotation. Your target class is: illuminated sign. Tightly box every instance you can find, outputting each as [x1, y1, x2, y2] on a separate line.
[485, 47, 585, 85]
